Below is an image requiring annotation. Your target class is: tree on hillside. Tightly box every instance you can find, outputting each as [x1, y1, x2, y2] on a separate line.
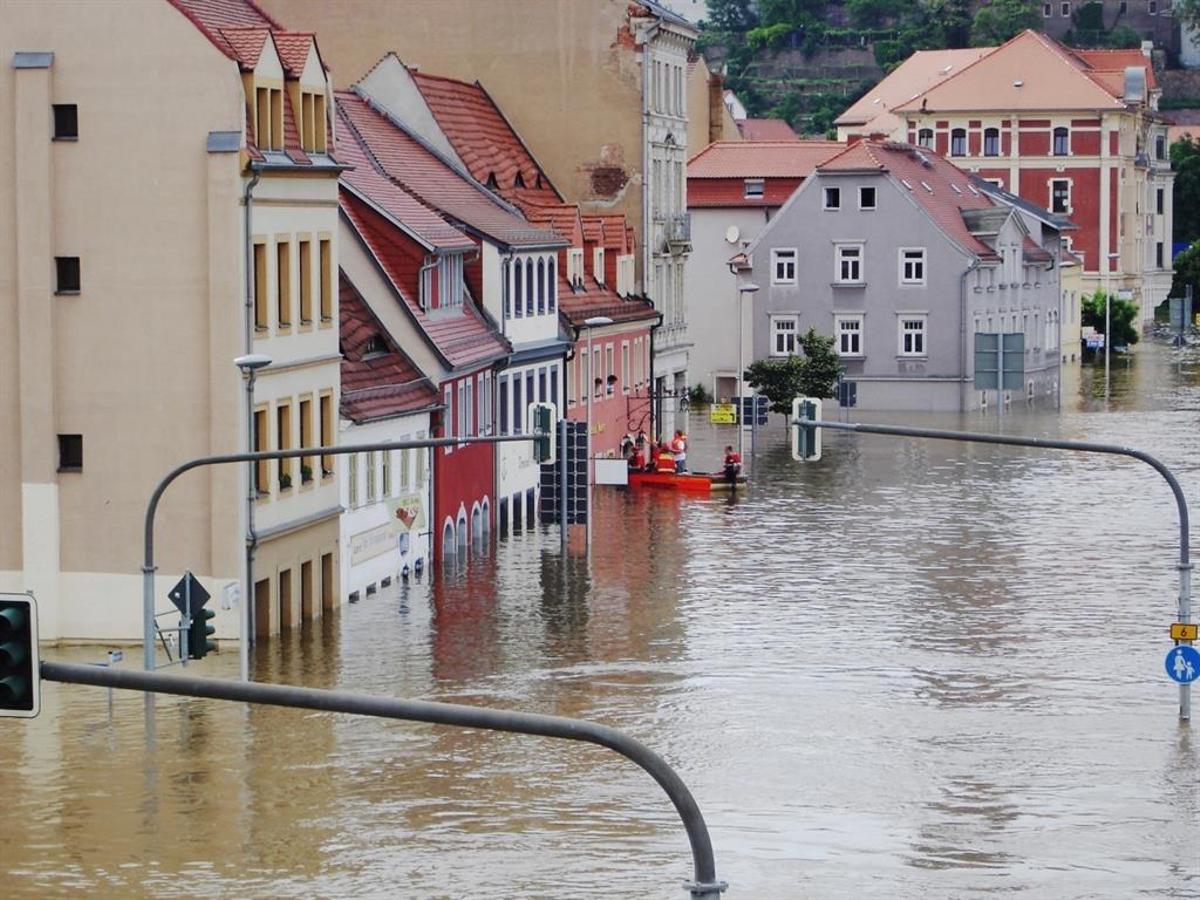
[1171, 137, 1200, 247]
[970, 0, 1041, 46]
[847, 0, 917, 28]
[1081, 291, 1140, 348]
[758, 0, 825, 27]
[705, 0, 758, 30]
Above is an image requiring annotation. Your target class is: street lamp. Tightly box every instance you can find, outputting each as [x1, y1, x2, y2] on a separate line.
[1105, 251, 1120, 401]
[234, 353, 271, 682]
[736, 284, 760, 463]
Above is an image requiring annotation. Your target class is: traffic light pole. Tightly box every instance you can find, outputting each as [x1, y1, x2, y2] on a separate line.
[142, 434, 548, 680]
[794, 416, 1193, 721]
[39, 659, 727, 899]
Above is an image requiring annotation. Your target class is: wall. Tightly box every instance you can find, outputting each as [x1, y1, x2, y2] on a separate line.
[433, 369, 494, 566]
[564, 323, 654, 456]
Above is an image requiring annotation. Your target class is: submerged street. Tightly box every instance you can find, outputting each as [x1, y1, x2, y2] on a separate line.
[4, 343, 1200, 898]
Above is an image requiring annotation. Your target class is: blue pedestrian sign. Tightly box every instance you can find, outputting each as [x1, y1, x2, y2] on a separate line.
[1165, 645, 1200, 684]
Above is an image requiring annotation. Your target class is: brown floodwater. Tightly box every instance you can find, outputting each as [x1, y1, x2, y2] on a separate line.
[3, 341, 1199, 898]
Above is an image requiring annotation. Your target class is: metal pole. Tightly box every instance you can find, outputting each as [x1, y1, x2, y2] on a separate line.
[41, 660, 727, 898]
[559, 416, 568, 554]
[142, 434, 550, 675]
[795, 416, 1192, 721]
[242, 367, 257, 682]
[1105, 289, 1111, 400]
[737, 293, 744, 464]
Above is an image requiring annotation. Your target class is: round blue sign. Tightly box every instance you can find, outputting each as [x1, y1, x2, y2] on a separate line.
[1165, 645, 1200, 684]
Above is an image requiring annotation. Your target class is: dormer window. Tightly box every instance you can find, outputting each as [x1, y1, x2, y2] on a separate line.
[744, 178, 764, 199]
[255, 85, 283, 151]
[486, 173, 498, 190]
[593, 247, 606, 284]
[567, 248, 584, 287]
[514, 172, 526, 189]
[363, 334, 387, 358]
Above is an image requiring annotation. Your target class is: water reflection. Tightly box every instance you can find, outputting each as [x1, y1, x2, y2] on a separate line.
[3, 343, 1200, 897]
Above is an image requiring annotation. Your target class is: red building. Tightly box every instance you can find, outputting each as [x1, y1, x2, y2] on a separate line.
[335, 96, 508, 566]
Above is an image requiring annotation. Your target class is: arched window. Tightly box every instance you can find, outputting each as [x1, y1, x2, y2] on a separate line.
[442, 521, 455, 559]
[513, 261, 523, 318]
[1053, 127, 1069, 156]
[471, 504, 482, 544]
[456, 512, 468, 559]
[918, 128, 933, 148]
[951, 128, 966, 157]
[501, 259, 510, 319]
[983, 127, 999, 157]
[548, 257, 557, 312]
[525, 258, 535, 316]
[536, 258, 545, 315]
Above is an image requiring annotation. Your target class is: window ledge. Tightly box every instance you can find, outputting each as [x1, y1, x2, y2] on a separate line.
[52, 136, 78, 143]
[54, 289, 81, 296]
[57, 466, 82, 473]
[255, 325, 269, 333]
[899, 282, 926, 288]
[832, 281, 866, 288]
[897, 355, 928, 361]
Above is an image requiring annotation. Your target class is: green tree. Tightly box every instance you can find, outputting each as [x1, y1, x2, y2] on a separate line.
[970, 0, 1041, 46]
[1171, 241, 1200, 301]
[743, 328, 844, 416]
[1172, 137, 1200, 246]
[1175, 0, 1200, 32]
[1081, 290, 1140, 348]
[704, 0, 758, 30]
[847, 0, 917, 28]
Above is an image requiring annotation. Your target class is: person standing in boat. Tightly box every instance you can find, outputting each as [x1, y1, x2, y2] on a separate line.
[656, 442, 677, 474]
[722, 445, 742, 483]
[671, 430, 688, 473]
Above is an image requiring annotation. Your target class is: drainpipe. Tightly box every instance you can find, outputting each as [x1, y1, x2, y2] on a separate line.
[959, 257, 980, 413]
[418, 254, 438, 310]
[242, 170, 260, 679]
[649, 309, 664, 440]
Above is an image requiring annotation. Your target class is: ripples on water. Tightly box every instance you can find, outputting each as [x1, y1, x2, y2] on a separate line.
[3, 343, 1200, 898]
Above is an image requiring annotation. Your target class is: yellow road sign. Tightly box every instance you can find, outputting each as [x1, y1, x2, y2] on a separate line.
[1170, 623, 1198, 641]
[709, 403, 737, 425]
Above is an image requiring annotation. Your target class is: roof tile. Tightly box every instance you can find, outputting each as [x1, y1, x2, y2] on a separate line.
[687, 140, 843, 178]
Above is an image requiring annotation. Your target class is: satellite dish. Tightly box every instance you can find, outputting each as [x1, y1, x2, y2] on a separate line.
[725, 225, 740, 244]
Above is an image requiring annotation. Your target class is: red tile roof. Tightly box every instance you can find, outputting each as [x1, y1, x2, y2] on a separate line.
[737, 118, 799, 141]
[167, 0, 281, 64]
[340, 274, 439, 423]
[341, 192, 509, 370]
[337, 90, 564, 250]
[817, 141, 999, 258]
[272, 31, 316, 77]
[558, 274, 658, 328]
[517, 199, 585, 246]
[217, 26, 269, 68]
[688, 140, 844, 178]
[408, 69, 562, 201]
[335, 105, 476, 252]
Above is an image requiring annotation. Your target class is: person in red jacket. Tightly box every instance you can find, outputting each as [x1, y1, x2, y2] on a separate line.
[722, 445, 742, 482]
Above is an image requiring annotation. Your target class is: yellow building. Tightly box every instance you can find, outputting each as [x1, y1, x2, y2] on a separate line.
[0, 0, 341, 644]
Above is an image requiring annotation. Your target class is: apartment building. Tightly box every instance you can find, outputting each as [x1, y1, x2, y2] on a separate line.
[838, 30, 1172, 325]
[740, 140, 1065, 411]
[258, 0, 702, 438]
[0, 0, 341, 642]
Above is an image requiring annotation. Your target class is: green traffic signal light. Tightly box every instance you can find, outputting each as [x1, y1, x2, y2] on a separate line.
[0, 595, 40, 718]
[188, 607, 217, 660]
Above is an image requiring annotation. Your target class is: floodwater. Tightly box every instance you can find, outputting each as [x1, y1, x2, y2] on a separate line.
[4, 342, 1200, 899]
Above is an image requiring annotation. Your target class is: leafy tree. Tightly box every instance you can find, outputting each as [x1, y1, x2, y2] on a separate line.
[743, 328, 844, 416]
[1172, 137, 1200, 246]
[847, 0, 917, 28]
[1171, 241, 1200, 302]
[970, 0, 1041, 46]
[1175, 0, 1200, 32]
[1081, 290, 1140, 347]
[758, 0, 825, 27]
[705, 0, 758, 30]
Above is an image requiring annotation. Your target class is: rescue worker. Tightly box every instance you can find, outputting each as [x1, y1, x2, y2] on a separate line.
[656, 442, 676, 474]
[722, 445, 742, 482]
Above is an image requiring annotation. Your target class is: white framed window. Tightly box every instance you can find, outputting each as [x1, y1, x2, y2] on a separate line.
[443, 385, 454, 454]
[950, 128, 966, 157]
[770, 315, 799, 356]
[823, 186, 841, 210]
[899, 248, 926, 285]
[834, 314, 863, 356]
[835, 243, 864, 284]
[1050, 179, 1070, 214]
[744, 178, 764, 199]
[918, 128, 933, 148]
[899, 315, 927, 357]
[771, 248, 797, 285]
[858, 186, 876, 210]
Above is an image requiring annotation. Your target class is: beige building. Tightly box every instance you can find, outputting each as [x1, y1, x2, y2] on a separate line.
[258, 0, 706, 434]
[0, 0, 341, 644]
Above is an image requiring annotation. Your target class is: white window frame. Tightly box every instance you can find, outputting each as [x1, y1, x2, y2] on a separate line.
[858, 186, 877, 210]
[899, 248, 927, 285]
[823, 186, 841, 210]
[834, 242, 864, 285]
[898, 315, 928, 357]
[1049, 178, 1071, 215]
[744, 178, 764, 199]
[771, 248, 797, 285]
[834, 314, 864, 357]
[770, 314, 799, 356]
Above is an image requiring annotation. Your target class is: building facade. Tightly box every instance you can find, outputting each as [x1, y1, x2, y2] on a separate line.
[742, 140, 1064, 412]
[840, 30, 1173, 326]
[0, 0, 342, 643]
[686, 140, 843, 401]
[256, 0, 701, 437]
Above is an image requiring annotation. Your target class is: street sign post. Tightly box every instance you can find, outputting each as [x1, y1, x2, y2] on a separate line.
[1166, 646, 1200, 684]
[1171, 623, 1198, 641]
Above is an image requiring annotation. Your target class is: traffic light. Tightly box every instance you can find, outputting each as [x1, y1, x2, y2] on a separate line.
[791, 397, 822, 462]
[188, 604, 216, 660]
[0, 594, 40, 718]
[529, 401, 557, 464]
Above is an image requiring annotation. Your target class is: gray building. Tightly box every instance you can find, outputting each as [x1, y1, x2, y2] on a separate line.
[738, 140, 1065, 411]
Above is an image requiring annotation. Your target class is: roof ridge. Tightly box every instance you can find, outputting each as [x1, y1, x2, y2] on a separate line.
[894, 37, 1006, 112]
[472, 77, 565, 202]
